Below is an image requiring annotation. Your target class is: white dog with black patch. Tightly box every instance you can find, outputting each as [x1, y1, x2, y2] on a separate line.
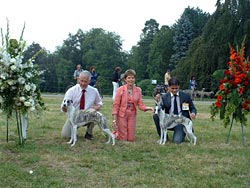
[63, 99, 115, 146]
[155, 101, 197, 145]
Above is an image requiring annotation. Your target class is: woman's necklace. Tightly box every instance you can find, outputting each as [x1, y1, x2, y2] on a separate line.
[128, 88, 133, 95]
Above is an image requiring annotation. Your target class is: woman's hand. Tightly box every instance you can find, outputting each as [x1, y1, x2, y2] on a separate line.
[112, 120, 118, 130]
[145, 107, 154, 112]
[112, 116, 117, 129]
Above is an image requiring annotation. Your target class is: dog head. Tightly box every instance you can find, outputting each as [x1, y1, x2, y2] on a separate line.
[63, 99, 73, 107]
[154, 101, 163, 115]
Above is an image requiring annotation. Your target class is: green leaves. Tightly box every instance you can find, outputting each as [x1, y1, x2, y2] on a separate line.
[212, 69, 226, 80]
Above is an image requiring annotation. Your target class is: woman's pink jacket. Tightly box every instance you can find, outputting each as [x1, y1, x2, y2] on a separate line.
[112, 85, 147, 117]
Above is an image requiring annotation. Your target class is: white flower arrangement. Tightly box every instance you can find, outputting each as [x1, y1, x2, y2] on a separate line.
[0, 20, 45, 145]
[0, 23, 45, 117]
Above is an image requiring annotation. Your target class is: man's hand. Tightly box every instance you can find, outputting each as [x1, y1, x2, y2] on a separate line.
[92, 105, 101, 111]
[155, 94, 161, 102]
[190, 112, 196, 119]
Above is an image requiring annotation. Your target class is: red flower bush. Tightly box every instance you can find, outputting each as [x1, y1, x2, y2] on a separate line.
[210, 43, 250, 127]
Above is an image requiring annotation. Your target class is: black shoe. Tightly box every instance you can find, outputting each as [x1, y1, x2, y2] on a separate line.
[84, 132, 93, 140]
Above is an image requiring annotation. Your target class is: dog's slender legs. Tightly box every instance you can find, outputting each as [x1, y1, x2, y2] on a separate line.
[67, 123, 74, 145]
[159, 122, 168, 145]
[71, 125, 77, 147]
[102, 128, 115, 145]
[163, 130, 167, 144]
[185, 121, 196, 145]
[188, 132, 197, 145]
[160, 128, 164, 144]
[194, 136, 197, 145]
[159, 129, 162, 144]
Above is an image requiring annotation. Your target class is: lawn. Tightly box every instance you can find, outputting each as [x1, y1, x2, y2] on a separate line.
[0, 95, 249, 188]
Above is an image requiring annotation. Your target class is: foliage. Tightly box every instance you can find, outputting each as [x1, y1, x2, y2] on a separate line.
[174, 0, 250, 91]
[182, 6, 210, 38]
[147, 25, 174, 81]
[136, 79, 154, 97]
[141, 19, 159, 39]
[0, 23, 45, 117]
[169, 6, 209, 69]
[55, 28, 125, 93]
[170, 15, 194, 68]
[210, 41, 250, 127]
[58, 29, 85, 67]
[128, 19, 159, 81]
[82, 28, 124, 75]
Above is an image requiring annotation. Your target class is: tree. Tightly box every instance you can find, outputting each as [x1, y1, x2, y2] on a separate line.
[170, 15, 194, 68]
[56, 29, 85, 69]
[174, 0, 250, 91]
[182, 6, 210, 38]
[147, 25, 174, 83]
[128, 19, 159, 81]
[170, 6, 210, 69]
[22, 43, 59, 92]
[81, 28, 125, 94]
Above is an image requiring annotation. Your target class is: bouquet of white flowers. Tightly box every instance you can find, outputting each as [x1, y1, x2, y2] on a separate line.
[0, 21, 45, 145]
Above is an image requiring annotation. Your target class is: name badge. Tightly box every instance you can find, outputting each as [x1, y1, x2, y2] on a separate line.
[182, 103, 189, 110]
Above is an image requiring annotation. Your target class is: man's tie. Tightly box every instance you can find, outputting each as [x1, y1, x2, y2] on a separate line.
[80, 89, 86, 110]
[174, 94, 178, 115]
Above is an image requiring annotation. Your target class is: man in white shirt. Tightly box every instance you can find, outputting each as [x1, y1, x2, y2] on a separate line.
[61, 70, 103, 140]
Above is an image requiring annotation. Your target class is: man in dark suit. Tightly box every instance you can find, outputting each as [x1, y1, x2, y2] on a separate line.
[153, 78, 197, 144]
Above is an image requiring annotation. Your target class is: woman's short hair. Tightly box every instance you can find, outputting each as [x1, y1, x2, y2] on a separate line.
[124, 69, 136, 79]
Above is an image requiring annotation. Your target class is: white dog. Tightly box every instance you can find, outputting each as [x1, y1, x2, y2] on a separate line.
[154, 101, 197, 145]
[63, 99, 115, 146]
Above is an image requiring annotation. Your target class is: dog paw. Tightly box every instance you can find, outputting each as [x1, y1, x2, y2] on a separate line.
[105, 141, 110, 144]
[194, 139, 197, 145]
[111, 139, 115, 145]
[157, 139, 165, 145]
[67, 141, 72, 144]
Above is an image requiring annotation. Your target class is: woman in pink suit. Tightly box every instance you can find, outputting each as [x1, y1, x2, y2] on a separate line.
[112, 69, 154, 141]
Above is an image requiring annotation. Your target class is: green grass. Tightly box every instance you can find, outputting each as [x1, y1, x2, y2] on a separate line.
[0, 95, 250, 188]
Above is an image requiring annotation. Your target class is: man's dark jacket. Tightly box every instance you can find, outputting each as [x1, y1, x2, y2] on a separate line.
[161, 90, 197, 119]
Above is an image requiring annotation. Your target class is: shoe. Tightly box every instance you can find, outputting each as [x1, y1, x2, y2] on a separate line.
[84, 132, 93, 140]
